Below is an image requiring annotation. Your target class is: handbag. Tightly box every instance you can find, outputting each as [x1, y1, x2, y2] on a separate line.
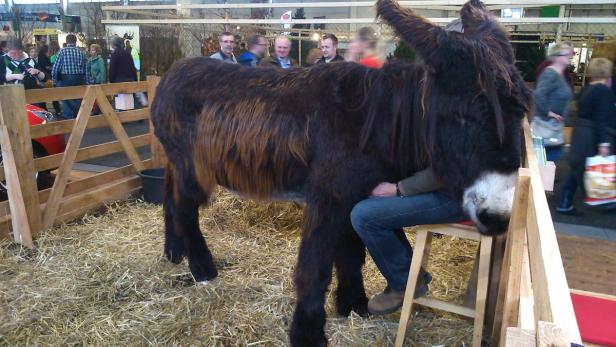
[584, 155, 616, 206]
[530, 116, 565, 147]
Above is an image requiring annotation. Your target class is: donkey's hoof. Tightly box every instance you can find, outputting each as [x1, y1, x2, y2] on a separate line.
[189, 259, 218, 282]
[165, 250, 184, 264]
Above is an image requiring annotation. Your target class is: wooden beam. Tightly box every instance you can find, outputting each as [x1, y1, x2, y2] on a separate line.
[29, 108, 149, 139]
[0, 85, 42, 238]
[101, 0, 616, 11]
[414, 297, 476, 318]
[497, 169, 532, 344]
[24, 82, 148, 104]
[101, 17, 616, 25]
[395, 231, 432, 347]
[473, 235, 493, 347]
[0, 134, 150, 182]
[94, 86, 145, 173]
[41, 86, 96, 231]
[0, 160, 152, 237]
[518, 239, 535, 331]
[147, 76, 166, 168]
[0, 126, 33, 247]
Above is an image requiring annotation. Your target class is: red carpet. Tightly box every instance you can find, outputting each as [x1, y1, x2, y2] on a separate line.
[571, 292, 616, 347]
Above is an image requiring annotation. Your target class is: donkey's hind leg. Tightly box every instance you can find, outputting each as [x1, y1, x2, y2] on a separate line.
[163, 166, 184, 264]
[170, 165, 218, 281]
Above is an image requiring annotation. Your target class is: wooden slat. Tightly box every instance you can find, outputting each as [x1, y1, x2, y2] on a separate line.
[420, 224, 481, 241]
[57, 176, 141, 215]
[497, 169, 532, 345]
[0, 85, 42, 237]
[518, 238, 535, 330]
[395, 231, 431, 347]
[414, 297, 476, 318]
[0, 160, 152, 237]
[25, 81, 149, 104]
[41, 86, 96, 230]
[527, 183, 581, 344]
[473, 235, 493, 347]
[94, 86, 145, 172]
[0, 126, 33, 247]
[147, 75, 166, 168]
[0, 134, 150, 182]
[36, 134, 149, 174]
[29, 108, 149, 138]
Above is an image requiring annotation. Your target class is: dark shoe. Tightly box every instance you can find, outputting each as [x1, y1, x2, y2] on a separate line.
[368, 271, 432, 315]
[556, 206, 583, 216]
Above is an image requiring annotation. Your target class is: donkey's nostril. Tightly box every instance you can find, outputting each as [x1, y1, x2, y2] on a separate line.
[477, 209, 509, 235]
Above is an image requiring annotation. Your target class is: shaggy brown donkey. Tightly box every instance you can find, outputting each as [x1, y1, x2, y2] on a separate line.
[151, 0, 532, 345]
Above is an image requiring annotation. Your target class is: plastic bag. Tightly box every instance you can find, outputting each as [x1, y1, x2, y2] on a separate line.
[584, 155, 616, 206]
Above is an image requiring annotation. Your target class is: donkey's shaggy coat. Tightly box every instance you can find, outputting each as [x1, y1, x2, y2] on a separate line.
[151, 0, 532, 345]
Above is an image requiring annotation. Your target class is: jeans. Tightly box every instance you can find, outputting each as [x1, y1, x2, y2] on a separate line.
[350, 192, 467, 291]
[57, 74, 85, 119]
[545, 146, 563, 162]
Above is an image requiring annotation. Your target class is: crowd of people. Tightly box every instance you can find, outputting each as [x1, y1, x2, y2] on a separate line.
[1, 35, 142, 118]
[209, 27, 383, 69]
[531, 41, 616, 214]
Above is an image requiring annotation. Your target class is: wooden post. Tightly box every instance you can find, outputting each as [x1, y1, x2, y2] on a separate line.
[0, 85, 42, 238]
[147, 75, 166, 168]
[0, 126, 34, 247]
[41, 86, 97, 230]
[492, 168, 531, 346]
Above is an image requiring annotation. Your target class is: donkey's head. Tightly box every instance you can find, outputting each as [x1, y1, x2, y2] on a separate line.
[378, 0, 532, 234]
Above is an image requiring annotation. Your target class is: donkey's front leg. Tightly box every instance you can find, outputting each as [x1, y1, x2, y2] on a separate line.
[290, 203, 343, 347]
[334, 228, 368, 317]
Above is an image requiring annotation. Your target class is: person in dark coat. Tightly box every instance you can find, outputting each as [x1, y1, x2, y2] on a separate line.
[108, 37, 137, 83]
[557, 57, 616, 214]
[314, 34, 344, 65]
[260, 36, 296, 69]
[238, 34, 267, 67]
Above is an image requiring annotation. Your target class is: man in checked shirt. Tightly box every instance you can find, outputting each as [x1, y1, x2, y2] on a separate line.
[52, 34, 87, 119]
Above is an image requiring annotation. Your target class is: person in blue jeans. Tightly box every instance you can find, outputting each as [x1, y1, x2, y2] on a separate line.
[351, 168, 467, 315]
[51, 34, 87, 119]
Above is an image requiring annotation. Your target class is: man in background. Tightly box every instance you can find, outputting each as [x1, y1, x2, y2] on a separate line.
[238, 34, 268, 67]
[260, 36, 296, 69]
[51, 34, 87, 119]
[210, 32, 237, 64]
[315, 34, 344, 64]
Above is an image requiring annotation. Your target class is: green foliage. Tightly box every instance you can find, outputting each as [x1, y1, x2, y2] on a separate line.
[389, 40, 416, 62]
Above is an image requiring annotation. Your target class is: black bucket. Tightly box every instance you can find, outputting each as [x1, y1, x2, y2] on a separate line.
[138, 168, 165, 204]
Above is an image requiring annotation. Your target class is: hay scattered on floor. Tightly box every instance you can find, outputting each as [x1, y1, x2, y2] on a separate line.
[1, 191, 476, 346]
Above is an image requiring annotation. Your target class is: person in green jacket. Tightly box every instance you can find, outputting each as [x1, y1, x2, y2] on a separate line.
[86, 44, 106, 84]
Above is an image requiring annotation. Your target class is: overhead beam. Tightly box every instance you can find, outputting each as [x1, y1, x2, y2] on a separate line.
[101, 0, 616, 11]
[102, 17, 616, 25]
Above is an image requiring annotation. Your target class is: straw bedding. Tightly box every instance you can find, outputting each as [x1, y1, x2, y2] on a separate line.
[1, 190, 477, 346]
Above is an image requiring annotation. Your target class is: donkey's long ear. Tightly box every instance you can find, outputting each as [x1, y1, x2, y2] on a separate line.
[460, 0, 492, 29]
[376, 0, 445, 62]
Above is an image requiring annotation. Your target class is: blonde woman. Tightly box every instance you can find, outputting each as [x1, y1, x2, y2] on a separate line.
[557, 58, 615, 214]
[531, 42, 574, 161]
[87, 44, 106, 84]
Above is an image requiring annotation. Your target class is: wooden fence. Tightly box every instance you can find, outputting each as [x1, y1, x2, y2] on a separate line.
[0, 77, 165, 247]
[494, 120, 582, 346]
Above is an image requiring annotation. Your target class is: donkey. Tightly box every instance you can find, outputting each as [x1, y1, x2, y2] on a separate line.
[151, 0, 532, 345]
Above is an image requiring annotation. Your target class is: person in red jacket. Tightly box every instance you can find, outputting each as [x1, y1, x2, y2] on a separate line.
[347, 27, 384, 69]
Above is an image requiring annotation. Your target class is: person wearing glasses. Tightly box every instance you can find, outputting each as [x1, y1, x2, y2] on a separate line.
[210, 32, 238, 64]
[531, 42, 574, 162]
[238, 35, 268, 67]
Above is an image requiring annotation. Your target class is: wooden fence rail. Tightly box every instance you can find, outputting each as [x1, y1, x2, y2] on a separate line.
[497, 120, 582, 346]
[0, 76, 164, 244]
